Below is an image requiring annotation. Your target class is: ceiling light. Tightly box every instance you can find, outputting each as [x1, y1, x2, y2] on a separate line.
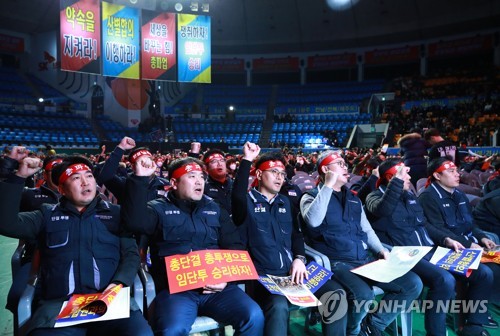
[326, 0, 360, 11]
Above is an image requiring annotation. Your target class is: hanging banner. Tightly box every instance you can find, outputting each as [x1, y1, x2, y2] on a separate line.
[0, 33, 25, 53]
[212, 58, 245, 73]
[177, 14, 211, 83]
[253, 57, 300, 72]
[307, 53, 356, 70]
[102, 1, 140, 79]
[141, 11, 177, 81]
[428, 35, 493, 58]
[365, 45, 419, 65]
[60, 0, 101, 74]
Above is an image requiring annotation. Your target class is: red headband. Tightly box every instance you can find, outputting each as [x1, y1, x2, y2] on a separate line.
[44, 159, 62, 171]
[130, 150, 152, 164]
[171, 162, 203, 180]
[318, 153, 342, 171]
[250, 160, 286, 188]
[257, 160, 285, 171]
[204, 153, 225, 164]
[425, 161, 457, 188]
[58, 163, 92, 185]
[376, 162, 404, 188]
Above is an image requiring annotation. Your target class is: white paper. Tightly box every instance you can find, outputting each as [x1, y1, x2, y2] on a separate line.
[350, 246, 432, 283]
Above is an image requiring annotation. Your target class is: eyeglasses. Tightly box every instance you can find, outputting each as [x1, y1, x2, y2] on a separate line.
[208, 159, 226, 166]
[328, 161, 348, 169]
[264, 169, 287, 179]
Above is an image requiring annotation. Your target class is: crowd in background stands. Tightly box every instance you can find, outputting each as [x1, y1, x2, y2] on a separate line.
[383, 68, 500, 147]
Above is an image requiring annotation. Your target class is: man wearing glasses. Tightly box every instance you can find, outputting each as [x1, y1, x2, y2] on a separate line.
[300, 150, 422, 336]
[203, 148, 234, 215]
[122, 155, 264, 335]
[232, 143, 347, 336]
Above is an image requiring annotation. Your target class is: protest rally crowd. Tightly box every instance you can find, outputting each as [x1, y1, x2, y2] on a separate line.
[0, 123, 499, 336]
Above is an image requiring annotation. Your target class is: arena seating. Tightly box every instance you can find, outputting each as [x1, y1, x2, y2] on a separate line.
[95, 115, 152, 143]
[172, 117, 262, 146]
[0, 106, 99, 148]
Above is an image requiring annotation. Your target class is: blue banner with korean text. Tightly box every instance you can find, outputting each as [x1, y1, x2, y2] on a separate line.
[102, 1, 140, 79]
[258, 261, 333, 295]
[430, 247, 482, 277]
[177, 14, 211, 83]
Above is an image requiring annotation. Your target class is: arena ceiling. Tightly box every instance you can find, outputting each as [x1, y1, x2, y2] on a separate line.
[1, 0, 500, 55]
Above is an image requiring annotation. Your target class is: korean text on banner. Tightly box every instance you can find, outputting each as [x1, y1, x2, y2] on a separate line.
[141, 11, 177, 81]
[165, 249, 259, 294]
[102, 1, 140, 79]
[429, 247, 483, 277]
[177, 13, 211, 83]
[60, 0, 101, 74]
[54, 285, 129, 327]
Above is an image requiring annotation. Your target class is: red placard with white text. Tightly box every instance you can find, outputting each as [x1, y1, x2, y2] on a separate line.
[165, 249, 259, 294]
[141, 11, 177, 81]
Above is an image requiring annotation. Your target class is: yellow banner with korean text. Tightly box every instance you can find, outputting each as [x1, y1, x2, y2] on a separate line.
[165, 249, 259, 294]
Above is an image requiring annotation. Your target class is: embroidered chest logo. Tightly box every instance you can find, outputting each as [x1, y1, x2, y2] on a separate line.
[278, 208, 287, 213]
[51, 216, 69, 221]
[408, 200, 416, 205]
[254, 204, 266, 213]
[95, 215, 113, 220]
[34, 195, 48, 198]
[209, 188, 218, 192]
[443, 203, 450, 208]
[165, 210, 181, 215]
[202, 211, 217, 215]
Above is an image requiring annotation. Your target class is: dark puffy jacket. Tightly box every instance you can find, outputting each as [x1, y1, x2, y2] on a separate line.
[0, 180, 139, 331]
[473, 188, 500, 236]
[398, 133, 429, 186]
[204, 175, 233, 214]
[419, 182, 487, 247]
[365, 178, 434, 247]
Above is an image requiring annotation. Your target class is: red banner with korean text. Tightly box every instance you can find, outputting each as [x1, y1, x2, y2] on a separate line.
[141, 11, 177, 81]
[307, 53, 356, 70]
[0, 33, 25, 53]
[365, 45, 419, 65]
[252, 57, 300, 73]
[60, 0, 101, 74]
[165, 249, 259, 294]
[428, 35, 493, 58]
[212, 58, 245, 73]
